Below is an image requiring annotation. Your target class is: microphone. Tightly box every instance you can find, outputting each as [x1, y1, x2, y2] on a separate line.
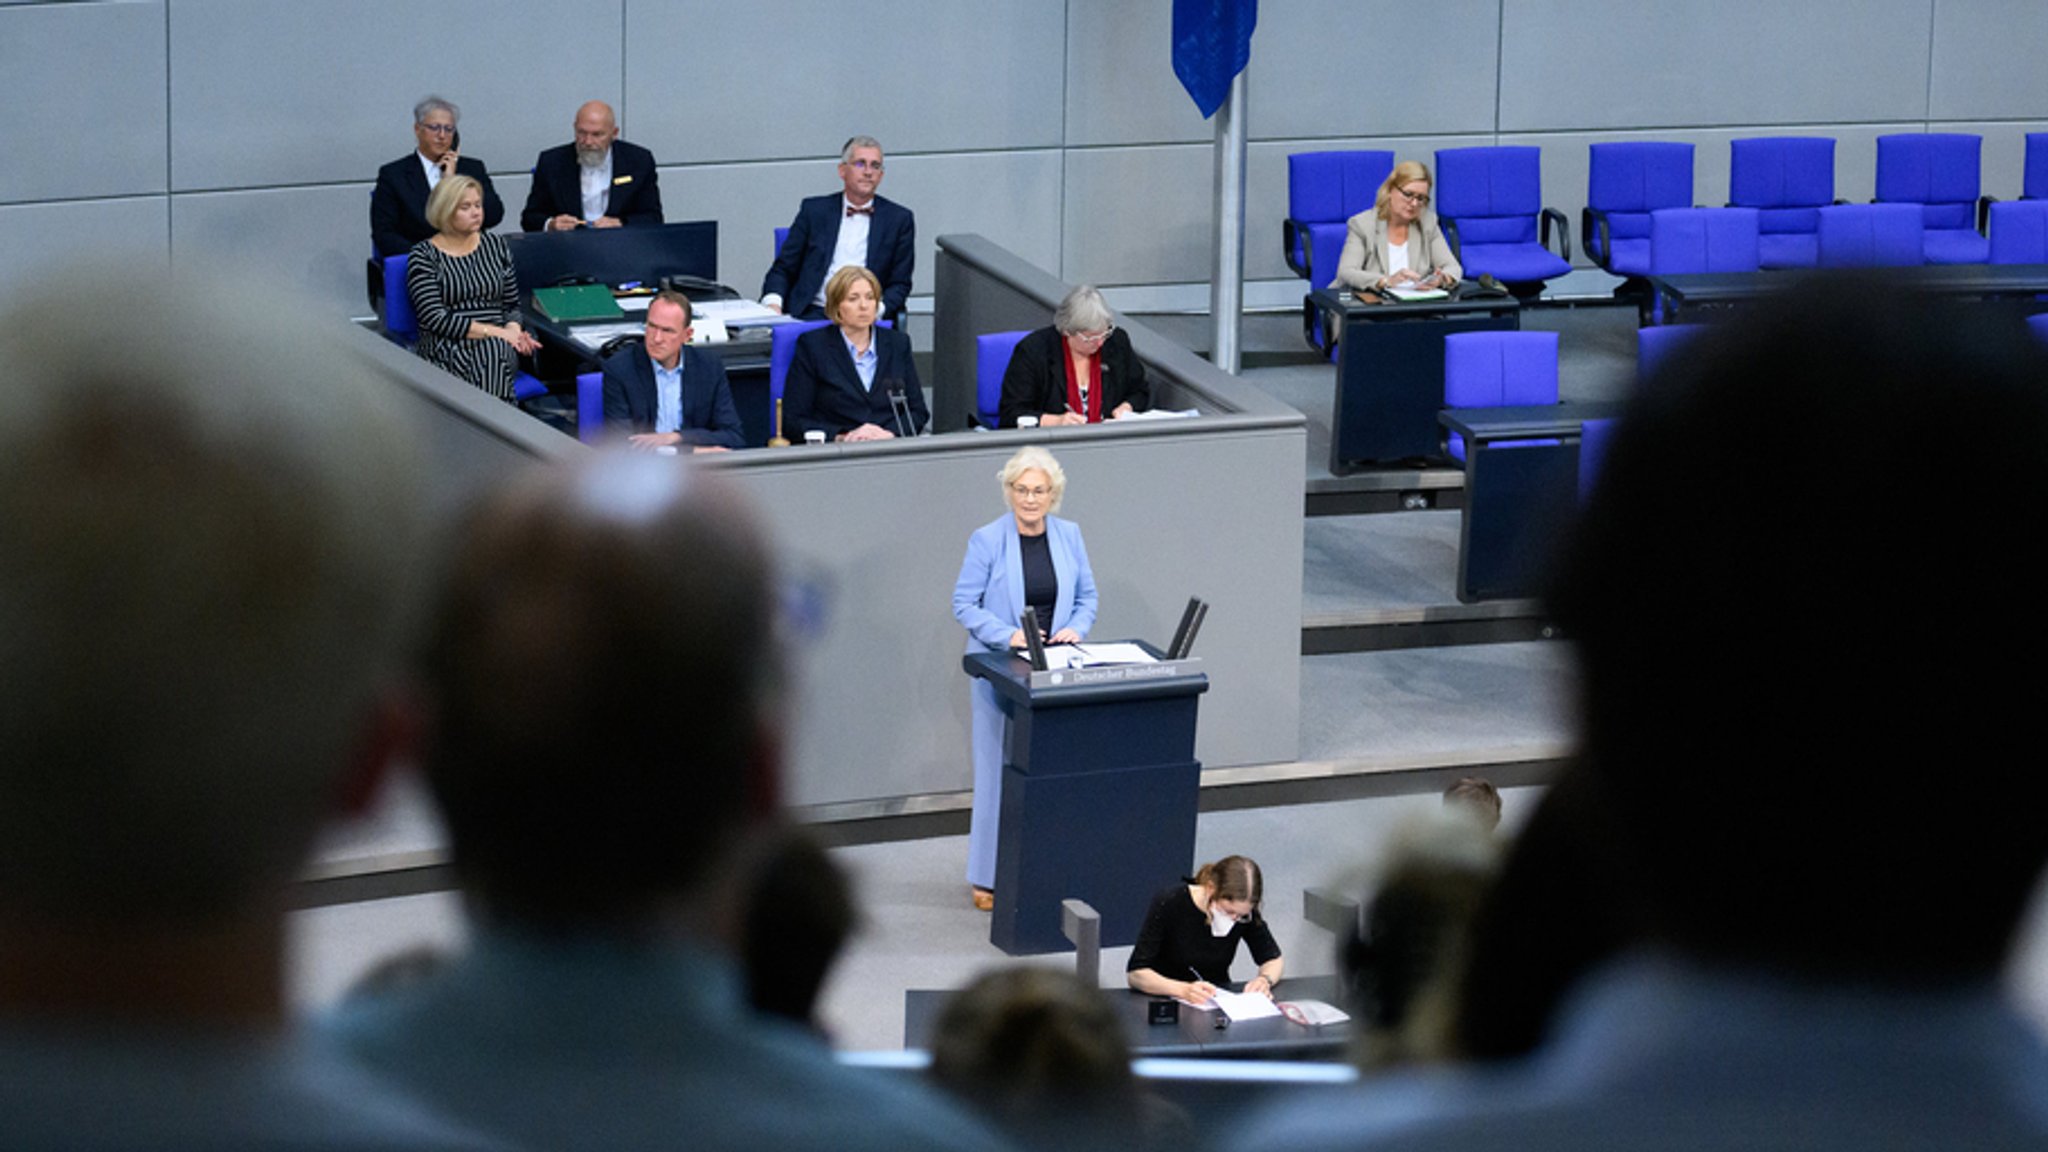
[884, 377, 914, 438]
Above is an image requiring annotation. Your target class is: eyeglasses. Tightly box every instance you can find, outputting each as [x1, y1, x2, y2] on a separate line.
[1010, 484, 1051, 500]
[1392, 187, 1431, 207]
[845, 159, 884, 172]
[417, 122, 457, 136]
[1066, 326, 1114, 344]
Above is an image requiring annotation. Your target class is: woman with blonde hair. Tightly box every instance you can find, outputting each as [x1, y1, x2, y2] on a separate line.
[1332, 160, 1462, 294]
[950, 446, 1097, 910]
[783, 265, 927, 441]
[405, 173, 535, 399]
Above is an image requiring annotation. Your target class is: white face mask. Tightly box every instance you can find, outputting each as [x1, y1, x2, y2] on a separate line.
[1210, 905, 1239, 937]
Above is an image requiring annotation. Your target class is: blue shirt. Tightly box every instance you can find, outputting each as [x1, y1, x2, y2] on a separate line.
[651, 353, 684, 434]
[843, 333, 879, 393]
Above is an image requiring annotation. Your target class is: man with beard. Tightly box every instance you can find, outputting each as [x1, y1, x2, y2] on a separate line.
[520, 100, 663, 232]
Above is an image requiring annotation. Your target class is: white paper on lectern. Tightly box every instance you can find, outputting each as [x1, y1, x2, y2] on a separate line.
[1071, 642, 1156, 666]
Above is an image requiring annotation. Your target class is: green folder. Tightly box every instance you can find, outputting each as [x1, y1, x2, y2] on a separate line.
[532, 284, 624, 323]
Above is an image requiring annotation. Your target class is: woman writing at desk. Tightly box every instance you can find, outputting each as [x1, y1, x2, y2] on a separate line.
[951, 446, 1097, 911]
[406, 174, 537, 400]
[1127, 855, 1284, 1004]
[1332, 160, 1462, 295]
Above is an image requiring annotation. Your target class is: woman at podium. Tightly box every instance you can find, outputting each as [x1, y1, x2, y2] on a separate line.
[1127, 855, 1284, 1003]
[951, 446, 1098, 912]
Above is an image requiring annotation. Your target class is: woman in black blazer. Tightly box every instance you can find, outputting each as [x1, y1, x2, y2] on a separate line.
[784, 266, 929, 442]
[996, 285, 1150, 429]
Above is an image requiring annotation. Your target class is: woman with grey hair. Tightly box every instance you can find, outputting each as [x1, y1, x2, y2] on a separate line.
[951, 446, 1098, 910]
[996, 285, 1150, 428]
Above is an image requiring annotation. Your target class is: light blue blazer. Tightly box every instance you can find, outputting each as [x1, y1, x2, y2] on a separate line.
[952, 514, 1098, 651]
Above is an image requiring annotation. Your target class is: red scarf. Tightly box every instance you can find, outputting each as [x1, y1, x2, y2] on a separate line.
[1059, 339, 1104, 423]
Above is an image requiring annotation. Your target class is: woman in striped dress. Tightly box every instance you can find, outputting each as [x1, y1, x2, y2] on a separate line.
[407, 174, 536, 400]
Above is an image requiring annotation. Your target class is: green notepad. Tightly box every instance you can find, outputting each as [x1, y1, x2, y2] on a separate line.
[532, 284, 624, 322]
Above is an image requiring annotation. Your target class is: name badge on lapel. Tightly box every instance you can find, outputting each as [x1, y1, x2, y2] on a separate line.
[613, 175, 633, 185]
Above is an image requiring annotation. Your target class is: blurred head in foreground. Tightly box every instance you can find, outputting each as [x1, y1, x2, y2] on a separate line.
[419, 451, 784, 935]
[1549, 274, 2048, 982]
[0, 268, 423, 1020]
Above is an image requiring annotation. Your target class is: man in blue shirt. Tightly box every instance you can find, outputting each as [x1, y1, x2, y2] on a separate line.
[600, 289, 745, 451]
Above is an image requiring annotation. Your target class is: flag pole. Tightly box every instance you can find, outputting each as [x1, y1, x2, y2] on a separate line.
[1208, 67, 1248, 375]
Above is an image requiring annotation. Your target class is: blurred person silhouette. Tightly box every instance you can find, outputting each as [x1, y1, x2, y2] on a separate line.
[321, 452, 1007, 1152]
[1239, 274, 2048, 1150]
[0, 270, 483, 1148]
[1440, 777, 1502, 832]
[723, 825, 858, 1033]
[929, 966, 1189, 1152]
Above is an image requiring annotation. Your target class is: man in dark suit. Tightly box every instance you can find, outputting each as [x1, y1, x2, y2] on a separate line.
[761, 136, 914, 320]
[601, 290, 743, 452]
[370, 95, 505, 258]
[520, 101, 664, 233]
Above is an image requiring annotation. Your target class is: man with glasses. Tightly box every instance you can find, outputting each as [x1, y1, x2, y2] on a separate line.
[371, 95, 505, 259]
[996, 284, 1151, 428]
[761, 136, 915, 320]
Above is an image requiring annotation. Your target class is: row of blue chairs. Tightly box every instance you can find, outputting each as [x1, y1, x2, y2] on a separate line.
[1286, 134, 2048, 295]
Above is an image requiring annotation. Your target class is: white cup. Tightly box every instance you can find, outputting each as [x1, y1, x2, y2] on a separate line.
[1017, 416, 1039, 429]
[804, 430, 825, 445]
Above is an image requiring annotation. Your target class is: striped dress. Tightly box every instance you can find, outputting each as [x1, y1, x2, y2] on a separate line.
[407, 232, 522, 400]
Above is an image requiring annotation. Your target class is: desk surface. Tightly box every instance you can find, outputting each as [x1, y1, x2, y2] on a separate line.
[1310, 284, 1523, 319]
[1439, 401, 1626, 442]
[903, 974, 1349, 1059]
[1651, 263, 2048, 305]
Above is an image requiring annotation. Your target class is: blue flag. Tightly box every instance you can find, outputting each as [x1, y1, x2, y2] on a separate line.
[1172, 0, 1257, 119]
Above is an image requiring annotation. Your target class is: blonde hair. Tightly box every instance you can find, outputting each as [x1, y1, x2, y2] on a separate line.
[824, 265, 883, 325]
[998, 446, 1066, 513]
[1374, 160, 1433, 222]
[425, 174, 481, 234]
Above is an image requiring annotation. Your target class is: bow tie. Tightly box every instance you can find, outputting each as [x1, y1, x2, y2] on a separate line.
[846, 204, 874, 217]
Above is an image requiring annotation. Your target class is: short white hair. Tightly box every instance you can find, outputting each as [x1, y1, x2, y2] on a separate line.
[0, 267, 425, 921]
[999, 445, 1067, 513]
[841, 135, 883, 163]
[1054, 285, 1114, 336]
[414, 94, 459, 125]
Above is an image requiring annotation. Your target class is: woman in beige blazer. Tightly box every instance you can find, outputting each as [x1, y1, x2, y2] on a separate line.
[1331, 160, 1463, 292]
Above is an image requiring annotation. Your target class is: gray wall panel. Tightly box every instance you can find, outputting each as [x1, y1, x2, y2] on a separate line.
[729, 430, 1302, 808]
[662, 152, 1061, 304]
[1500, 0, 1933, 133]
[171, 181, 528, 314]
[625, 0, 1066, 166]
[1930, 1, 2048, 121]
[1248, 1, 1500, 141]
[168, 0, 620, 191]
[0, 2, 166, 204]
[1065, 0, 1207, 148]
[1063, 145, 1212, 284]
[0, 199, 169, 310]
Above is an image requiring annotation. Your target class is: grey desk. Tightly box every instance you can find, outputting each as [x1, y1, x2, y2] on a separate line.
[1439, 402, 1624, 603]
[1648, 263, 2048, 323]
[1308, 286, 1522, 473]
[904, 974, 1349, 1059]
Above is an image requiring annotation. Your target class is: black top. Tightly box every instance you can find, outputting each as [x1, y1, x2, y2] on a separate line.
[1126, 881, 1282, 987]
[1019, 532, 1056, 637]
[996, 326, 1151, 429]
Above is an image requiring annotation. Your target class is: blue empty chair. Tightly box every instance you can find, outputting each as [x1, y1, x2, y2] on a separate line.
[2028, 313, 2048, 344]
[1637, 324, 1704, 384]
[1442, 331, 1560, 461]
[1817, 203, 1925, 268]
[773, 226, 790, 266]
[1434, 147, 1572, 289]
[1989, 199, 2048, 264]
[975, 330, 1029, 429]
[381, 255, 416, 345]
[1729, 136, 1837, 269]
[2025, 134, 2048, 200]
[512, 372, 547, 402]
[1875, 133, 1989, 264]
[576, 371, 604, 442]
[1284, 150, 1396, 285]
[1647, 208, 1761, 275]
[1583, 142, 1694, 276]
[1578, 417, 1618, 502]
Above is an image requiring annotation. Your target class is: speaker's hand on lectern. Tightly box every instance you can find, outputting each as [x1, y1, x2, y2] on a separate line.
[1049, 628, 1080, 644]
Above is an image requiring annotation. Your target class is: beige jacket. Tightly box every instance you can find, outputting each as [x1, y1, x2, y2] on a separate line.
[1331, 207, 1463, 290]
